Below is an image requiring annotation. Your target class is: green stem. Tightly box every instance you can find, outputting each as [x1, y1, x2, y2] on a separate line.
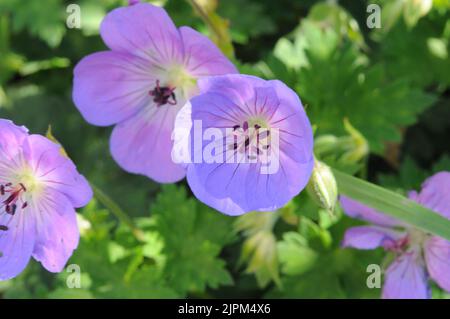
[333, 169, 450, 241]
[91, 184, 146, 242]
[187, 0, 221, 40]
[186, 0, 234, 58]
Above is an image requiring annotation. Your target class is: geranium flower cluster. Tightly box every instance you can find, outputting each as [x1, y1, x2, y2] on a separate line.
[2, 1, 448, 298]
[73, 2, 314, 215]
[0, 1, 313, 282]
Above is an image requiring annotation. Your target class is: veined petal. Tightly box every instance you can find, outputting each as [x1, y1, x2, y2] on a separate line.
[31, 189, 79, 273]
[0, 120, 28, 179]
[269, 80, 313, 164]
[340, 196, 401, 227]
[23, 135, 93, 208]
[424, 236, 450, 292]
[342, 226, 405, 250]
[186, 164, 246, 216]
[0, 210, 35, 280]
[73, 51, 155, 126]
[110, 104, 186, 183]
[382, 249, 430, 299]
[100, 3, 183, 64]
[414, 172, 450, 219]
[245, 154, 313, 212]
[180, 26, 237, 76]
[198, 75, 267, 115]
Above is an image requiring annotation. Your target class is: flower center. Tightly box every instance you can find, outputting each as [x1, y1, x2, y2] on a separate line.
[0, 170, 43, 232]
[149, 80, 177, 107]
[149, 65, 197, 107]
[384, 228, 429, 254]
[0, 182, 28, 231]
[408, 228, 428, 247]
[229, 120, 271, 160]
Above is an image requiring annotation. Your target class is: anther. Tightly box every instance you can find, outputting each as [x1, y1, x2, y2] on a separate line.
[149, 80, 177, 106]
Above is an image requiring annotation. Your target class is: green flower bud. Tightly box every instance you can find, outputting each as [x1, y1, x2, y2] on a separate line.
[314, 134, 339, 157]
[235, 212, 280, 288]
[341, 118, 369, 163]
[306, 159, 338, 214]
[240, 230, 280, 288]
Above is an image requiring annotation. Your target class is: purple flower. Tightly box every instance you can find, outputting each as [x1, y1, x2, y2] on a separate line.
[73, 3, 237, 183]
[174, 74, 314, 215]
[340, 172, 450, 299]
[0, 120, 92, 280]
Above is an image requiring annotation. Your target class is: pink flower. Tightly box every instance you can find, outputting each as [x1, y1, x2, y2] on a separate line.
[0, 120, 92, 280]
[341, 172, 450, 299]
[73, 3, 237, 183]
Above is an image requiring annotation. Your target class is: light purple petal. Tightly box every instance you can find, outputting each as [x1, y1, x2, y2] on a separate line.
[414, 171, 450, 219]
[187, 155, 312, 215]
[110, 105, 186, 183]
[424, 236, 450, 292]
[32, 189, 79, 273]
[246, 154, 313, 212]
[340, 196, 401, 227]
[0, 209, 35, 280]
[269, 80, 313, 164]
[100, 3, 183, 64]
[186, 164, 247, 216]
[180, 26, 237, 76]
[342, 226, 405, 250]
[73, 51, 156, 126]
[23, 135, 93, 208]
[0, 119, 28, 165]
[382, 249, 430, 299]
[198, 75, 267, 114]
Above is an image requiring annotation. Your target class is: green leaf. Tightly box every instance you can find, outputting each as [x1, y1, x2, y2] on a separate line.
[217, 0, 276, 44]
[378, 13, 450, 89]
[273, 19, 436, 154]
[151, 185, 235, 294]
[0, 0, 66, 47]
[278, 232, 318, 276]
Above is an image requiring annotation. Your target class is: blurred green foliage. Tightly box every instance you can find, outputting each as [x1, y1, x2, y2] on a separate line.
[0, 0, 449, 299]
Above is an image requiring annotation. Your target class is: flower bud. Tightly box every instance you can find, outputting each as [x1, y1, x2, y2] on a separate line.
[240, 230, 280, 288]
[341, 118, 369, 163]
[314, 134, 339, 157]
[307, 159, 338, 214]
[235, 212, 280, 288]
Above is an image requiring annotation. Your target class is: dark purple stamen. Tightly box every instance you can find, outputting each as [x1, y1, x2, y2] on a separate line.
[0, 225, 8, 231]
[1, 182, 27, 216]
[149, 80, 177, 107]
[229, 121, 271, 159]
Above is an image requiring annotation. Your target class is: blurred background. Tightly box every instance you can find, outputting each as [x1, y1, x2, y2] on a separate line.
[0, 0, 449, 298]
